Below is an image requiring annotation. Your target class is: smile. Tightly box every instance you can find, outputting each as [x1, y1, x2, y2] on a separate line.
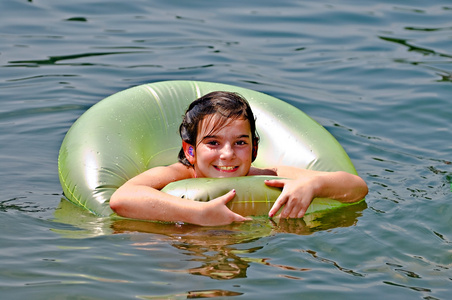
[215, 166, 239, 172]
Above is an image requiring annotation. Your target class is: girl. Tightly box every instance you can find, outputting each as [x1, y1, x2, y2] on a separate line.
[110, 91, 368, 226]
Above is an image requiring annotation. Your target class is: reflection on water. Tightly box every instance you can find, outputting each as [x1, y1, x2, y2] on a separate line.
[139, 289, 243, 299]
[3, 0, 452, 297]
[172, 241, 251, 280]
[302, 249, 365, 277]
[54, 198, 366, 281]
[8, 51, 147, 67]
[379, 35, 452, 59]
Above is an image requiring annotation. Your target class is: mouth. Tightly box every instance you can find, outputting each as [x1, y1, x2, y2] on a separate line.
[214, 165, 239, 173]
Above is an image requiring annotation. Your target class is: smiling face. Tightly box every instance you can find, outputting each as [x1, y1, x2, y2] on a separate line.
[185, 114, 254, 178]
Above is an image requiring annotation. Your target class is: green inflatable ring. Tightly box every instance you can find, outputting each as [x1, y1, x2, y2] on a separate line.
[58, 80, 362, 218]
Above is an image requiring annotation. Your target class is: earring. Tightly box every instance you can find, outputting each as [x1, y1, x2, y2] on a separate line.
[188, 146, 194, 157]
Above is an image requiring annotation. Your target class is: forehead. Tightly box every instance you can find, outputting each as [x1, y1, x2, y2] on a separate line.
[197, 114, 250, 140]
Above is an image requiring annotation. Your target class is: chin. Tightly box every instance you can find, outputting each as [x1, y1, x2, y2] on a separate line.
[215, 169, 249, 178]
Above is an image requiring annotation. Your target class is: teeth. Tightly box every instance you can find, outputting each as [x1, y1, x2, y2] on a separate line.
[217, 166, 235, 171]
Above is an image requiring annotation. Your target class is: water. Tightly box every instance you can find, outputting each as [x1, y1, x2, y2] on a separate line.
[1, 0, 451, 299]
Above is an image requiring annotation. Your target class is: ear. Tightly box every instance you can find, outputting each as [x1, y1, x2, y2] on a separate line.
[252, 139, 258, 162]
[182, 141, 196, 165]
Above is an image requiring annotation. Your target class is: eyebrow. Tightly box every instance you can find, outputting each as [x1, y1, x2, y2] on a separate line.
[201, 134, 250, 140]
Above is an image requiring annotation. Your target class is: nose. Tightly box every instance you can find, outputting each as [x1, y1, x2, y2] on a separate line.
[219, 143, 235, 160]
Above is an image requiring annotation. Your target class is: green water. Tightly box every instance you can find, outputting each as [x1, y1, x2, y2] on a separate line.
[1, 0, 451, 299]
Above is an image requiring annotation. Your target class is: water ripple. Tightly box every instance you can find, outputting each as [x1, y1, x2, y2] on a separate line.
[1, 0, 452, 298]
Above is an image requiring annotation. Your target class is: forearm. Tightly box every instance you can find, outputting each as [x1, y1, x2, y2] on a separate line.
[110, 184, 202, 223]
[110, 183, 247, 226]
[274, 166, 368, 203]
[311, 171, 368, 203]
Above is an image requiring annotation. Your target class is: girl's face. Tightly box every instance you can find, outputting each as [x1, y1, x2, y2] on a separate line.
[189, 114, 253, 178]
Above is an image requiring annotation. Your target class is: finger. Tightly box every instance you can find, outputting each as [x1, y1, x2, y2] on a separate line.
[294, 195, 314, 218]
[220, 189, 236, 204]
[279, 195, 304, 218]
[222, 191, 252, 222]
[280, 200, 294, 218]
[269, 194, 287, 218]
[284, 199, 308, 219]
[264, 179, 286, 188]
[212, 189, 236, 204]
[296, 206, 308, 218]
[233, 212, 252, 222]
[211, 190, 251, 224]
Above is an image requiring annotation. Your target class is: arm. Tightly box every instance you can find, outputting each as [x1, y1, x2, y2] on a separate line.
[110, 163, 249, 226]
[265, 166, 368, 218]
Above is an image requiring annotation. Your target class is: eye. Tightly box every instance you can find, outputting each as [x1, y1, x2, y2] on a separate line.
[236, 140, 248, 146]
[206, 140, 219, 146]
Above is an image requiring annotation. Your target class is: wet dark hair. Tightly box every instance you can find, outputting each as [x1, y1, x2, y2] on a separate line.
[178, 91, 259, 166]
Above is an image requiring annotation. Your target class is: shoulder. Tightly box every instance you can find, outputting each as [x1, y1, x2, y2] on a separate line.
[248, 166, 277, 176]
[166, 163, 196, 179]
[250, 165, 314, 179]
[128, 162, 194, 189]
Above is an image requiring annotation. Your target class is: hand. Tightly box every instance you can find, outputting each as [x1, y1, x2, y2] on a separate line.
[265, 177, 316, 219]
[196, 190, 251, 226]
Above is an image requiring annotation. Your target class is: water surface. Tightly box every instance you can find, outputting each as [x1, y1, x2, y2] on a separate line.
[1, 0, 451, 299]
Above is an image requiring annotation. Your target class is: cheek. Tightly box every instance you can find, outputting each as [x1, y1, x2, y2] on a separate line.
[195, 147, 216, 161]
[238, 147, 253, 161]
